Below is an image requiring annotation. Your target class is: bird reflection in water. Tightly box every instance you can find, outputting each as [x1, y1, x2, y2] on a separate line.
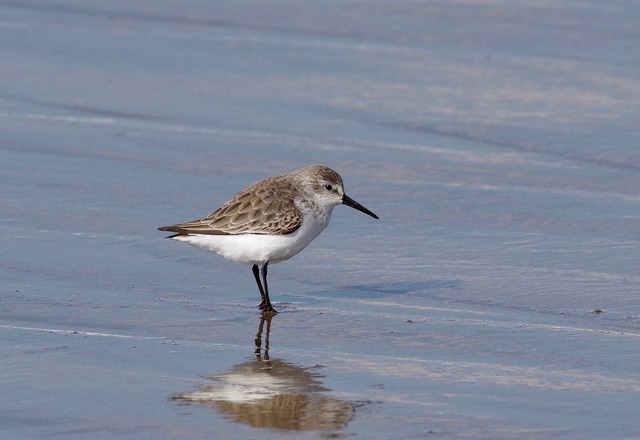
[173, 315, 355, 431]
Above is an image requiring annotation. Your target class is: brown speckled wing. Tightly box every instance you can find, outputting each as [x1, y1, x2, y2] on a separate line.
[159, 175, 302, 236]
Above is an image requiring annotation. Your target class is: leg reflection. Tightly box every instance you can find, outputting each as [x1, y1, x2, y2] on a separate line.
[255, 313, 272, 361]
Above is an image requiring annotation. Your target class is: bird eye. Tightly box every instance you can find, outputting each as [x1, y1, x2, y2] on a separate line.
[324, 184, 333, 191]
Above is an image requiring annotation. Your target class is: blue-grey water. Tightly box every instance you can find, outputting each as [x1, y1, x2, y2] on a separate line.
[2, 1, 639, 439]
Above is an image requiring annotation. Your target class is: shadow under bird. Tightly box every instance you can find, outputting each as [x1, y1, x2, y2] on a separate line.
[158, 164, 379, 313]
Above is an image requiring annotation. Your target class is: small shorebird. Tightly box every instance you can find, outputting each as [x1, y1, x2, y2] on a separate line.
[159, 165, 378, 313]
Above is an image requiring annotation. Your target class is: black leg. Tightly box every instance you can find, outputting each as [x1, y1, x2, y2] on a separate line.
[252, 264, 267, 306]
[260, 261, 277, 313]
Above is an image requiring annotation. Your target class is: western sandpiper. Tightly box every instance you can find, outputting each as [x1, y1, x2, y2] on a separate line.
[159, 165, 378, 313]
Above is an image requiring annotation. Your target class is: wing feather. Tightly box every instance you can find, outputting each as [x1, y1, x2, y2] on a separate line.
[158, 175, 302, 236]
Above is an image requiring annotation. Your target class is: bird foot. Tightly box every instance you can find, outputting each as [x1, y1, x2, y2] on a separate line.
[258, 302, 278, 314]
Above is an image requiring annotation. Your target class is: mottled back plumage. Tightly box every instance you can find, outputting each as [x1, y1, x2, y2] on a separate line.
[158, 165, 344, 236]
[159, 174, 302, 235]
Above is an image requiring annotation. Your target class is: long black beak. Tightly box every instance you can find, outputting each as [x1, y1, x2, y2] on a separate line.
[342, 194, 379, 219]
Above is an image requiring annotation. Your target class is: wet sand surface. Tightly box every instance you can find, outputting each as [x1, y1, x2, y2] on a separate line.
[2, 2, 640, 439]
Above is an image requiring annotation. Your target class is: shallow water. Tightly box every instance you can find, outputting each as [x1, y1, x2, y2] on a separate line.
[2, 1, 640, 439]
